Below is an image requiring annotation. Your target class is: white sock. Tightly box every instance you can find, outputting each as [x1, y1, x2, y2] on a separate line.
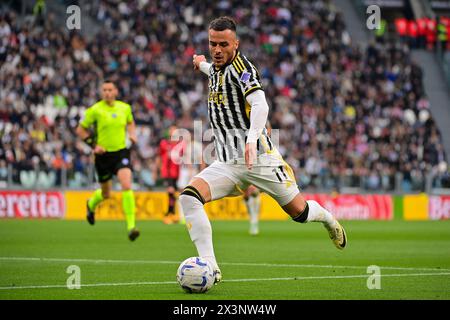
[179, 194, 218, 269]
[246, 195, 260, 225]
[306, 200, 337, 228]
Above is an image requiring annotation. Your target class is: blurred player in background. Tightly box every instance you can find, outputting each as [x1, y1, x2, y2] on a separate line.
[76, 80, 140, 241]
[176, 129, 207, 224]
[244, 185, 261, 235]
[158, 125, 184, 224]
[244, 122, 271, 236]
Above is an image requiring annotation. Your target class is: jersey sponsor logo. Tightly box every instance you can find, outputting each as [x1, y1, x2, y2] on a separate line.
[208, 92, 227, 104]
[240, 71, 251, 83]
[112, 113, 117, 118]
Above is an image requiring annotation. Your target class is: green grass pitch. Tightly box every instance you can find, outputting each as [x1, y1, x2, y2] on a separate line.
[0, 219, 449, 300]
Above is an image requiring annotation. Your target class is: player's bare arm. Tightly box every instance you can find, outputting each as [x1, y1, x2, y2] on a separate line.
[75, 125, 90, 141]
[127, 121, 137, 145]
[76, 125, 105, 155]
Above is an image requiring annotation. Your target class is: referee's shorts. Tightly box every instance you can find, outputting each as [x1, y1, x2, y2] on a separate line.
[94, 148, 132, 183]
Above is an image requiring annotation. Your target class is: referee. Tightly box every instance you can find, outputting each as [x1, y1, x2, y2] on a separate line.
[76, 80, 140, 241]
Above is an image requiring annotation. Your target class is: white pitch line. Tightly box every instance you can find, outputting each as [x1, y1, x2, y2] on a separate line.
[1, 272, 450, 291]
[1, 256, 449, 273]
[222, 262, 450, 273]
[0, 281, 177, 290]
[0, 257, 176, 265]
[224, 272, 450, 282]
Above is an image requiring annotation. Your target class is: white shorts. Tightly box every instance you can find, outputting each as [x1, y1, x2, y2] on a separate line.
[194, 152, 300, 207]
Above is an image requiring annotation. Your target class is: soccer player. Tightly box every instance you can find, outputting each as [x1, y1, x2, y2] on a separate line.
[181, 16, 347, 284]
[244, 185, 261, 236]
[158, 125, 184, 224]
[76, 80, 140, 241]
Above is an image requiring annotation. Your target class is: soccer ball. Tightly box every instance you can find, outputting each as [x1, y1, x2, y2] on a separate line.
[176, 257, 215, 293]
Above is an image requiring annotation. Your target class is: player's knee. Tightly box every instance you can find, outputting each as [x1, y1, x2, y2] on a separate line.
[250, 190, 260, 197]
[120, 178, 132, 190]
[245, 185, 257, 197]
[102, 191, 111, 199]
[282, 195, 308, 223]
[117, 168, 132, 189]
[180, 186, 205, 208]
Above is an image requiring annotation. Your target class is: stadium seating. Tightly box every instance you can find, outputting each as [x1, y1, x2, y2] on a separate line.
[0, 0, 448, 192]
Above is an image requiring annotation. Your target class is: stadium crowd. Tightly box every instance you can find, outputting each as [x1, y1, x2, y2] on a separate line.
[0, 0, 449, 191]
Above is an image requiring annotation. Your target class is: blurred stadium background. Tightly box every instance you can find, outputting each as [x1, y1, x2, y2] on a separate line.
[0, 0, 450, 300]
[1, 0, 449, 193]
[1, 0, 450, 220]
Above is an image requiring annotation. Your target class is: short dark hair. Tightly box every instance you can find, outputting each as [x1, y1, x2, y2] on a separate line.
[209, 16, 237, 32]
[102, 79, 116, 87]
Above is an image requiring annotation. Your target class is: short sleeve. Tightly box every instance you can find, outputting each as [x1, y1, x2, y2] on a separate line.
[80, 107, 96, 129]
[127, 104, 134, 123]
[232, 54, 263, 98]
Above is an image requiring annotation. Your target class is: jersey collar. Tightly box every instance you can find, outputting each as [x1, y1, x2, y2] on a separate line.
[103, 100, 116, 107]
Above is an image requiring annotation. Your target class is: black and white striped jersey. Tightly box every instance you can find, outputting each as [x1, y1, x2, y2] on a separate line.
[207, 51, 274, 163]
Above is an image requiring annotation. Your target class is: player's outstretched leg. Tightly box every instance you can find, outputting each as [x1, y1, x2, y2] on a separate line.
[307, 200, 346, 249]
[87, 180, 112, 225]
[285, 195, 347, 250]
[86, 189, 104, 225]
[179, 184, 221, 284]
